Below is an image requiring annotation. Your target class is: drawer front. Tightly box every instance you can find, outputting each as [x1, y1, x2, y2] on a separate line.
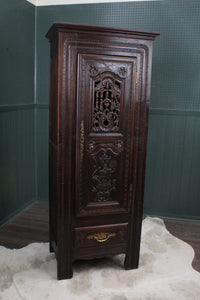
[74, 223, 128, 248]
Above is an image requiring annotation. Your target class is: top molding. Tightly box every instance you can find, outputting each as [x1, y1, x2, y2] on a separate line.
[46, 22, 160, 42]
[26, 0, 160, 7]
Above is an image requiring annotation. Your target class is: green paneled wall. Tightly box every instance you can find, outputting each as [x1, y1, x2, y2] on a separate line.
[0, 0, 35, 106]
[36, 0, 200, 220]
[0, 109, 35, 225]
[36, 108, 49, 202]
[145, 112, 200, 219]
[0, 0, 35, 226]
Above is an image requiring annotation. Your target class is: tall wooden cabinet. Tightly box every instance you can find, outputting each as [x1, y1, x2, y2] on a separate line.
[46, 23, 160, 280]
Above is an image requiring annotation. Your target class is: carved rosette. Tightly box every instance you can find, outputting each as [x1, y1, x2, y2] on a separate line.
[118, 67, 127, 77]
[89, 65, 98, 75]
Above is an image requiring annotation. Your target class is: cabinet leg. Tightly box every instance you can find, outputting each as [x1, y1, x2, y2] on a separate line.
[49, 241, 53, 253]
[57, 260, 73, 280]
[124, 252, 139, 270]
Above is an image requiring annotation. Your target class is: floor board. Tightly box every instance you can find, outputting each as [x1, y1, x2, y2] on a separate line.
[164, 218, 200, 272]
[0, 202, 199, 272]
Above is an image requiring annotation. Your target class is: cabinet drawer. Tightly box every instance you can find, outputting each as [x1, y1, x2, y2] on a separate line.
[74, 223, 128, 248]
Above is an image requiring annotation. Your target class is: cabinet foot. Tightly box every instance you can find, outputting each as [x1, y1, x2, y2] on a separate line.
[49, 242, 53, 253]
[124, 254, 139, 270]
[57, 262, 73, 280]
[57, 271, 73, 280]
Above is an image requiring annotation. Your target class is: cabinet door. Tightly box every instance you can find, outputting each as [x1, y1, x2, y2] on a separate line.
[75, 52, 139, 217]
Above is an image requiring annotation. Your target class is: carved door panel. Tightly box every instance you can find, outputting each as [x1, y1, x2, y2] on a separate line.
[76, 53, 138, 217]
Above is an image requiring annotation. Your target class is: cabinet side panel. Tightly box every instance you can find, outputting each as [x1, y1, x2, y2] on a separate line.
[49, 37, 59, 247]
[125, 42, 153, 269]
[49, 36, 58, 145]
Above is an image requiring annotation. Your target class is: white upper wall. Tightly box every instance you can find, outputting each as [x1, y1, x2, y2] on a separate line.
[26, 0, 154, 6]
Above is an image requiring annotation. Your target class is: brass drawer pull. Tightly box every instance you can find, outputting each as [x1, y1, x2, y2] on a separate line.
[87, 232, 116, 243]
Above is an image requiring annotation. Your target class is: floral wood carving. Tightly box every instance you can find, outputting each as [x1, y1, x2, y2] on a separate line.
[86, 141, 124, 203]
[86, 140, 124, 154]
[92, 149, 117, 202]
[89, 65, 98, 75]
[118, 67, 127, 77]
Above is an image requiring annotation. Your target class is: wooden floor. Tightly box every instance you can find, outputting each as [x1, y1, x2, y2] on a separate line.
[0, 202, 199, 272]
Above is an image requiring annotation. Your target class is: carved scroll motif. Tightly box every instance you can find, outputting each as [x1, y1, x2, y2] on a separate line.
[92, 149, 117, 202]
[86, 141, 124, 203]
[92, 72, 122, 133]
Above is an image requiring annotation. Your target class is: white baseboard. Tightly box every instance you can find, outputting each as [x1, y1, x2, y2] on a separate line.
[26, 0, 157, 7]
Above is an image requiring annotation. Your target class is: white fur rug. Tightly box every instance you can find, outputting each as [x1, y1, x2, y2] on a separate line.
[0, 217, 200, 300]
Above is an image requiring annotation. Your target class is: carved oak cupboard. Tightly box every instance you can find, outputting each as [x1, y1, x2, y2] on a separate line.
[46, 23, 160, 280]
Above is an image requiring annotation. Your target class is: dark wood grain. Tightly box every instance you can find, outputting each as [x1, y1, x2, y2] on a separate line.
[46, 22, 160, 279]
[0, 203, 199, 273]
[46, 22, 160, 42]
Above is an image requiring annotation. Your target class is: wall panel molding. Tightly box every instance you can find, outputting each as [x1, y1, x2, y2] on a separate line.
[0, 103, 49, 112]
[1, 104, 200, 117]
[150, 108, 200, 117]
[36, 103, 49, 109]
[0, 104, 35, 112]
[33, 105, 200, 117]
